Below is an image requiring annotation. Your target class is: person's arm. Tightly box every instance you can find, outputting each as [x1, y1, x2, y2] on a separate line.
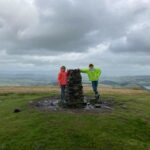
[57, 73, 61, 85]
[95, 68, 101, 78]
[80, 68, 89, 73]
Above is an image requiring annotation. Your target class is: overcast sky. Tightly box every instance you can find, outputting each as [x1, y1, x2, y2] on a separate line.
[0, 0, 150, 76]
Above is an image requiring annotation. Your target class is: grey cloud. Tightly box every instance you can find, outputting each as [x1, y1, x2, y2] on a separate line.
[0, 0, 148, 55]
[110, 25, 150, 53]
[0, 0, 150, 76]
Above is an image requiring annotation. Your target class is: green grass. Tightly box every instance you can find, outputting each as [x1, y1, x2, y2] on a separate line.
[0, 91, 150, 150]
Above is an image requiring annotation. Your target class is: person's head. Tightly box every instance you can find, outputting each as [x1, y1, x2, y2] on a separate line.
[61, 66, 66, 72]
[89, 64, 94, 70]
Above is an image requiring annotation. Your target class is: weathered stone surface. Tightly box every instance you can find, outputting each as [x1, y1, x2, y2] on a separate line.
[65, 69, 85, 108]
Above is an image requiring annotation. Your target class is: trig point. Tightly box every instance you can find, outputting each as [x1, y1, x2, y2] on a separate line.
[65, 69, 85, 108]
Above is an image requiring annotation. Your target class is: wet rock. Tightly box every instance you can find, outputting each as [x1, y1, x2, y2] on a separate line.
[100, 104, 112, 110]
[84, 103, 95, 110]
[95, 104, 101, 108]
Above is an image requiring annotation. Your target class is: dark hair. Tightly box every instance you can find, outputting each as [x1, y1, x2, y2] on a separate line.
[61, 66, 66, 69]
[89, 64, 94, 67]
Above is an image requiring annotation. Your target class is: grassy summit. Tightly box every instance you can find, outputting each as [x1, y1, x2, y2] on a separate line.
[0, 86, 150, 150]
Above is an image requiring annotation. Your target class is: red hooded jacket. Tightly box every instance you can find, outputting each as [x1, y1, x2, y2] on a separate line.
[57, 68, 67, 85]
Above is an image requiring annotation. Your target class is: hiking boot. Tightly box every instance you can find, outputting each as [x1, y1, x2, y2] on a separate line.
[95, 93, 100, 100]
[95, 94, 102, 104]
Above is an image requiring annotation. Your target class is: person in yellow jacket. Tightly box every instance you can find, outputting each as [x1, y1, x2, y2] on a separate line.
[80, 64, 101, 100]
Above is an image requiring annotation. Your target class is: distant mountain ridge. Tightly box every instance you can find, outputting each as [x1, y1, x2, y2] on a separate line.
[0, 73, 150, 90]
[100, 76, 150, 90]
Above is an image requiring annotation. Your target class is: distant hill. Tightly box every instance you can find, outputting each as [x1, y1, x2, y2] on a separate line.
[0, 73, 51, 86]
[100, 76, 150, 90]
[0, 73, 150, 90]
[101, 80, 120, 86]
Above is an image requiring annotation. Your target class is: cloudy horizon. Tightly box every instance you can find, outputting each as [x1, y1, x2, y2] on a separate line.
[0, 0, 150, 76]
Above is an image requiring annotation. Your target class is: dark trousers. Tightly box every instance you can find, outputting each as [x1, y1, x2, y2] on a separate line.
[91, 81, 99, 95]
[60, 85, 66, 101]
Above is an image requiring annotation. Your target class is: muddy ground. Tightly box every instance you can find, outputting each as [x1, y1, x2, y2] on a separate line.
[29, 96, 128, 114]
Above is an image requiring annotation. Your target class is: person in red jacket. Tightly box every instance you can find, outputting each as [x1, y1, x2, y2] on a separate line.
[57, 66, 67, 103]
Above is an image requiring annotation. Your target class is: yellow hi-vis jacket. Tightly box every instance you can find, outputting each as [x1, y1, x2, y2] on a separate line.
[80, 68, 101, 81]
